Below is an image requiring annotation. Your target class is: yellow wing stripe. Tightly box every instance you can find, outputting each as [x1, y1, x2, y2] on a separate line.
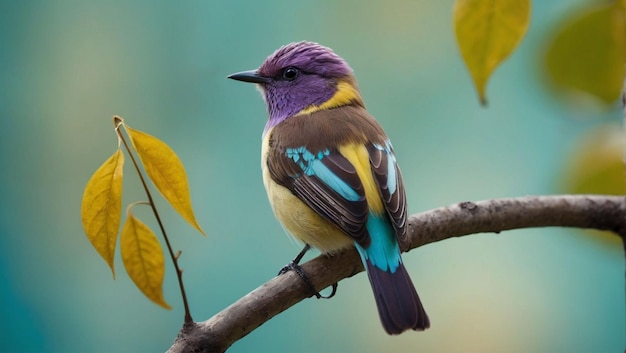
[338, 143, 384, 214]
[296, 81, 361, 116]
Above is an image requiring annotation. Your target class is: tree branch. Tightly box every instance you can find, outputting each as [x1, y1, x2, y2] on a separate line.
[167, 194, 626, 353]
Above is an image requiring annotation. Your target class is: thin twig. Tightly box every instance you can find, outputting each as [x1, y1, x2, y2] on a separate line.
[113, 116, 193, 324]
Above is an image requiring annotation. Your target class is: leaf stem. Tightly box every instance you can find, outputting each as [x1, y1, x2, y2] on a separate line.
[114, 116, 193, 324]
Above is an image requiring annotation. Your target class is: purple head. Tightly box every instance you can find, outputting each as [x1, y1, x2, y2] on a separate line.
[228, 41, 355, 131]
[258, 41, 352, 79]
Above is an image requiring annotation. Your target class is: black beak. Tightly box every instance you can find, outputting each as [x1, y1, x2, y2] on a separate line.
[227, 70, 271, 84]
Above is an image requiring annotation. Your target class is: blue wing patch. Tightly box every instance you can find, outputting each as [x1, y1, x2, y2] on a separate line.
[286, 147, 361, 202]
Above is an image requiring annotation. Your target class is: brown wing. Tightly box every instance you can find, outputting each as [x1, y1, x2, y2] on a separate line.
[265, 105, 400, 248]
[368, 142, 408, 243]
[267, 144, 371, 246]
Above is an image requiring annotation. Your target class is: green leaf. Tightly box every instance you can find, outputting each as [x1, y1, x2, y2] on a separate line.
[544, 1, 626, 104]
[454, 0, 531, 105]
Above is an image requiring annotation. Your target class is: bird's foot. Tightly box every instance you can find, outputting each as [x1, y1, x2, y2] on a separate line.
[278, 261, 337, 299]
[277, 244, 338, 299]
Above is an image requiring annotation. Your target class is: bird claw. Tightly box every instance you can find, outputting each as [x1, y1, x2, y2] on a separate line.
[278, 244, 338, 299]
[277, 261, 338, 299]
[321, 282, 338, 299]
[277, 261, 297, 276]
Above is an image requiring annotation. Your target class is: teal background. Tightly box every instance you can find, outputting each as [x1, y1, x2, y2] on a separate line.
[1, 1, 624, 352]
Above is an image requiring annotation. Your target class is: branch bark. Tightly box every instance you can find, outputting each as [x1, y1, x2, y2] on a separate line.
[167, 194, 626, 353]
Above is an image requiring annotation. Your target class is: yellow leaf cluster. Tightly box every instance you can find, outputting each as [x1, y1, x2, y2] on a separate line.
[81, 118, 205, 309]
[454, 0, 531, 105]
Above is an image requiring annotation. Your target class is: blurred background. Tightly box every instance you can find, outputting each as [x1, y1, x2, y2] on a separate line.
[0, 0, 624, 352]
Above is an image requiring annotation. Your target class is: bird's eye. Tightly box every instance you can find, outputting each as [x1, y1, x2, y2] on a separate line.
[282, 67, 299, 81]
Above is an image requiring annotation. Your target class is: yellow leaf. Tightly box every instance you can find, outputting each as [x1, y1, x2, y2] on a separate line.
[562, 123, 626, 195]
[561, 123, 625, 249]
[81, 148, 124, 277]
[454, 0, 531, 105]
[544, 1, 625, 104]
[121, 211, 171, 309]
[126, 126, 205, 235]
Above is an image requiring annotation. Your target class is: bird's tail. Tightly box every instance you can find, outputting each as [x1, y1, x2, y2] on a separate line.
[362, 257, 430, 334]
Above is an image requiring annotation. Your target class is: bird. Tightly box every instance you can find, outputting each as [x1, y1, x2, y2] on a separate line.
[228, 41, 429, 334]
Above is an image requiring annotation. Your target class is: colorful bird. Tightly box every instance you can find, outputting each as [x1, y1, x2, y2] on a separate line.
[228, 41, 429, 334]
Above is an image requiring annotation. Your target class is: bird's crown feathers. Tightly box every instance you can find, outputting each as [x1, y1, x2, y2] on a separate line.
[258, 41, 353, 79]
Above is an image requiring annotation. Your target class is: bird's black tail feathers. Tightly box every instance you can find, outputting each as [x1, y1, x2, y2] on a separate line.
[365, 259, 430, 334]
